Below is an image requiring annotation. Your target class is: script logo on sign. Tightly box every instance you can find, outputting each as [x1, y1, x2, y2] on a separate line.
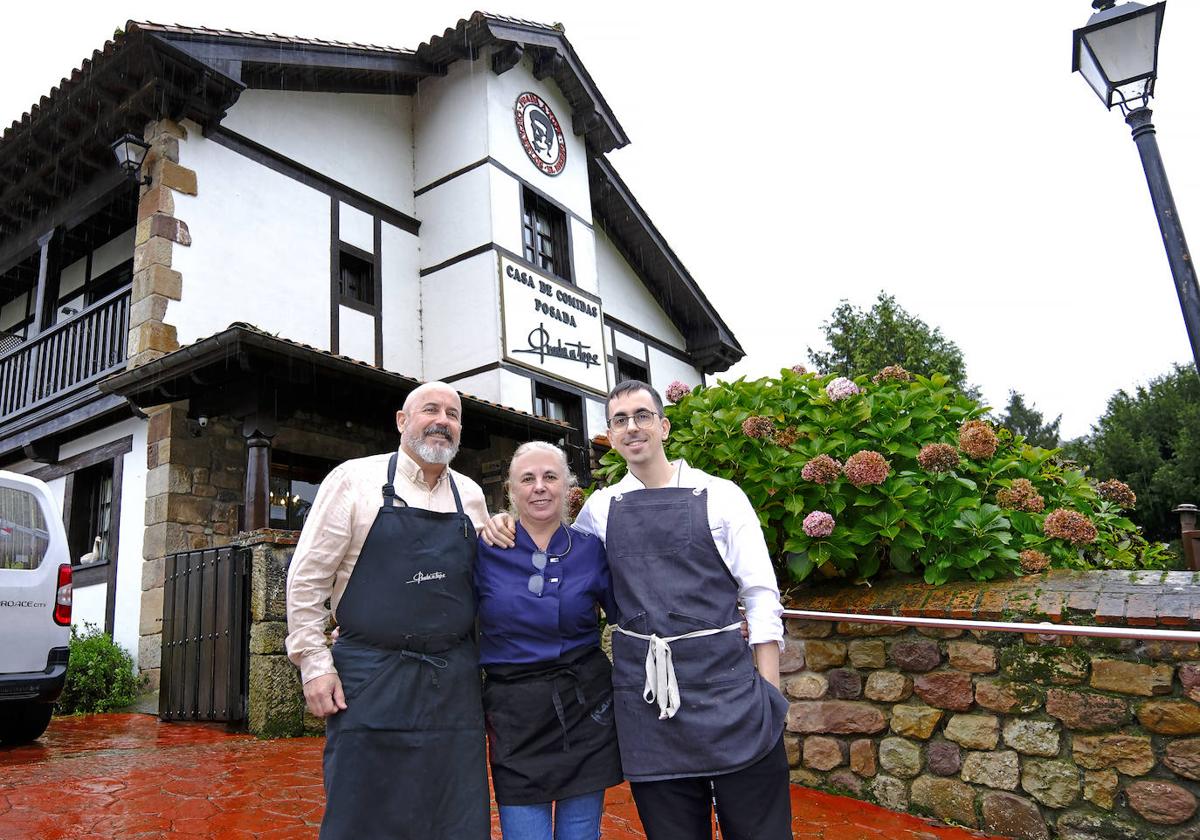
[515, 92, 566, 177]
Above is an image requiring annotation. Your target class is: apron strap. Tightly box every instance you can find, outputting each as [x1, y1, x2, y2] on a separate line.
[382, 452, 409, 510]
[612, 622, 743, 720]
[447, 472, 465, 515]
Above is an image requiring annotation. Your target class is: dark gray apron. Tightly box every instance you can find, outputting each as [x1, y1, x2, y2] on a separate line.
[318, 454, 488, 840]
[607, 485, 787, 782]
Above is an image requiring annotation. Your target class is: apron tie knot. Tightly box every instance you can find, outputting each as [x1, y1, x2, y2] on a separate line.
[400, 650, 449, 687]
[612, 622, 743, 721]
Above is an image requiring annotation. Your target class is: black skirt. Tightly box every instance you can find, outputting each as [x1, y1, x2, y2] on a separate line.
[483, 645, 624, 805]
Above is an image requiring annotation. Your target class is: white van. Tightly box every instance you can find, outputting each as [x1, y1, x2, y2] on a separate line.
[0, 470, 71, 745]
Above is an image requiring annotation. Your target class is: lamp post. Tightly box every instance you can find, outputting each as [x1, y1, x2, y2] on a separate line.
[1073, 1, 1200, 372]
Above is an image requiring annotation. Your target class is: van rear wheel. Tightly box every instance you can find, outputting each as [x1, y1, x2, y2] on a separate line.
[0, 702, 54, 745]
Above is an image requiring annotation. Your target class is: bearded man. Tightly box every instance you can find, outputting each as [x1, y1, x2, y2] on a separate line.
[285, 381, 490, 839]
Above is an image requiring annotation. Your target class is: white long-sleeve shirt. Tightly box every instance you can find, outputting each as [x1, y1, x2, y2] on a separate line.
[574, 460, 784, 649]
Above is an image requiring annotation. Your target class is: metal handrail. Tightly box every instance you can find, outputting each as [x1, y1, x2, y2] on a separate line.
[782, 608, 1200, 643]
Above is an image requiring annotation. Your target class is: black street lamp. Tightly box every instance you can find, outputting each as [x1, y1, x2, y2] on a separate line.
[1073, 1, 1200, 371]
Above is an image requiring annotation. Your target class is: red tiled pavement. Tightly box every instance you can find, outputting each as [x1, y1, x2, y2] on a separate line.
[0, 714, 1001, 839]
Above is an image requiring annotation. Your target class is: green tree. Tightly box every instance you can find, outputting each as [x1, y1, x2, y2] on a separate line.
[807, 292, 974, 395]
[997, 390, 1061, 449]
[1073, 364, 1200, 543]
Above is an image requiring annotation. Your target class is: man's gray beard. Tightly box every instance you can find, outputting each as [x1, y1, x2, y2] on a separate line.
[405, 431, 458, 465]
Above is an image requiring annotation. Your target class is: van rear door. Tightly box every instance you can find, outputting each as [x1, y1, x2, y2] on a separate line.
[0, 472, 71, 674]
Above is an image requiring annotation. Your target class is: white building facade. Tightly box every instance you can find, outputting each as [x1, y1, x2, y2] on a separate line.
[0, 15, 743, 695]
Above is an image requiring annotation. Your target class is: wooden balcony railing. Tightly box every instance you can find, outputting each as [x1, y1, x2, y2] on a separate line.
[0, 287, 130, 422]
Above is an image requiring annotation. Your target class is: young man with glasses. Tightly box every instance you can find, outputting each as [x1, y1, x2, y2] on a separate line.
[485, 379, 791, 840]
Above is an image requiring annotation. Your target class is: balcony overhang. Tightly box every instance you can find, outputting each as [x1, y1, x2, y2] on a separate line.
[98, 323, 572, 447]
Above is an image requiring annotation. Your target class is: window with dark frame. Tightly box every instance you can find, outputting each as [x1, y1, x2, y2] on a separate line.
[337, 247, 375, 308]
[533, 382, 587, 479]
[68, 461, 114, 569]
[522, 187, 572, 283]
[616, 355, 649, 385]
[269, 451, 339, 531]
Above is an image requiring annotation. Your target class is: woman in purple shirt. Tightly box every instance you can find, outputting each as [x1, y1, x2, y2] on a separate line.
[476, 442, 622, 840]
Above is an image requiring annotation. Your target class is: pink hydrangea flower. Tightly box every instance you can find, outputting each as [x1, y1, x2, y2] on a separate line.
[826, 377, 860, 401]
[665, 381, 691, 404]
[803, 511, 835, 539]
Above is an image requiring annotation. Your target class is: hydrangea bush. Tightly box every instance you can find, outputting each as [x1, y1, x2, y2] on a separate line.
[594, 368, 1172, 587]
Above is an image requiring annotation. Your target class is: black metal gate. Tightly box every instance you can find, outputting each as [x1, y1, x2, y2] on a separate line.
[159, 546, 250, 723]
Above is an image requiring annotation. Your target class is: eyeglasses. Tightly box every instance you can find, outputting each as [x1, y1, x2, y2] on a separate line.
[607, 410, 660, 431]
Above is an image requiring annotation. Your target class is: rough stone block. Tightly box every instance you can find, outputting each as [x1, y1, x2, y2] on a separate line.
[827, 768, 864, 797]
[878, 737, 923, 779]
[890, 703, 943, 740]
[848, 639, 886, 669]
[248, 654, 304, 738]
[1182, 663, 1200, 702]
[1000, 645, 1089, 686]
[1165, 738, 1200, 781]
[870, 775, 908, 811]
[1089, 658, 1173, 696]
[961, 750, 1019, 791]
[910, 776, 977, 828]
[1071, 734, 1155, 776]
[927, 740, 961, 776]
[1137, 700, 1200, 735]
[976, 678, 1042, 714]
[864, 671, 911, 702]
[1083, 769, 1118, 810]
[129, 293, 170, 328]
[1055, 810, 1144, 840]
[146, 463, 193, 497]
[137, 633, 162, 670]
[133, 264, 183, 302]
[787, 701, 887, 735]
[944, 714, 1000, 750]
[786, 619, 832, 638]
[890, 639, 941, 673]
[784, 672, 828, 700]
[137, 185, 175, 221]
[916, 627, 964, 639]
[139, 587, 164, 636]
[779, 640, 805, 674]
[160, 160, 198, 195]
[1125, 780, 1198, 826]
[250, 544, 292, 622]
[913, 671, 974, 711]
[826, 668, 862, 700]
[835, 621, 906, 636]
[132, 235, 173, 274]
[803, 736, 844, 771]
[141, 557, 165, 591]
[142, 522, 189, 560]
[147, 118, 187, 141]
[128, 320, 179, 356]
[804, 640, 847, 671]
[1021, 759, 1081, 808]
[784, 733, 801, 766]
[249, 621, 289, 655]
[980, 791, 1049, 840]
[850, 738, 876, 777]
[1003, 719, 1061, 757]
[948, 641, 998, 674]
[1045, 688, 1128, 731]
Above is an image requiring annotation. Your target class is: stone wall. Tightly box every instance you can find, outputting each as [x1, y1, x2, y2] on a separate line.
[782, 571, 1200, 839]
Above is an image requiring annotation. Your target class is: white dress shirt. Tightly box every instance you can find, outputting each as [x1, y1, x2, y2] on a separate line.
[574, 460, 784, 649]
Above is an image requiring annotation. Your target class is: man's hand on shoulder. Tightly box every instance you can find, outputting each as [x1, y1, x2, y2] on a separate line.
[481, 512, 517, 548]
[303, 673, 347, 717]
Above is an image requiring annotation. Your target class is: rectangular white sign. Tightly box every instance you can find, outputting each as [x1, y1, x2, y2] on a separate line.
[500, 256, 609, 394]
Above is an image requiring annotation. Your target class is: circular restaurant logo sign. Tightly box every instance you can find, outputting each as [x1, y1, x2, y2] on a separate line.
[514, 92, 566, 177]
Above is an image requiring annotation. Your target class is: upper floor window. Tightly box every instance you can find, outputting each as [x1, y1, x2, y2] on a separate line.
[616, 355, 649, 385]
[338, 246, 375, 310]
[522, 188, 572, 283]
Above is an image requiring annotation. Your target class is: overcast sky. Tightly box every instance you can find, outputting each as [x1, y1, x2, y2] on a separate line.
[3, 1, 1197, 439]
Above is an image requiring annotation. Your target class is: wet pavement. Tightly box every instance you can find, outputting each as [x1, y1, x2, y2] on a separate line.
[0, 714, 999, 839]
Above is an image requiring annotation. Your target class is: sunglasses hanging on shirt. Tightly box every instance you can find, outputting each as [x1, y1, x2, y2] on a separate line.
[527, 526, 573, 597]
